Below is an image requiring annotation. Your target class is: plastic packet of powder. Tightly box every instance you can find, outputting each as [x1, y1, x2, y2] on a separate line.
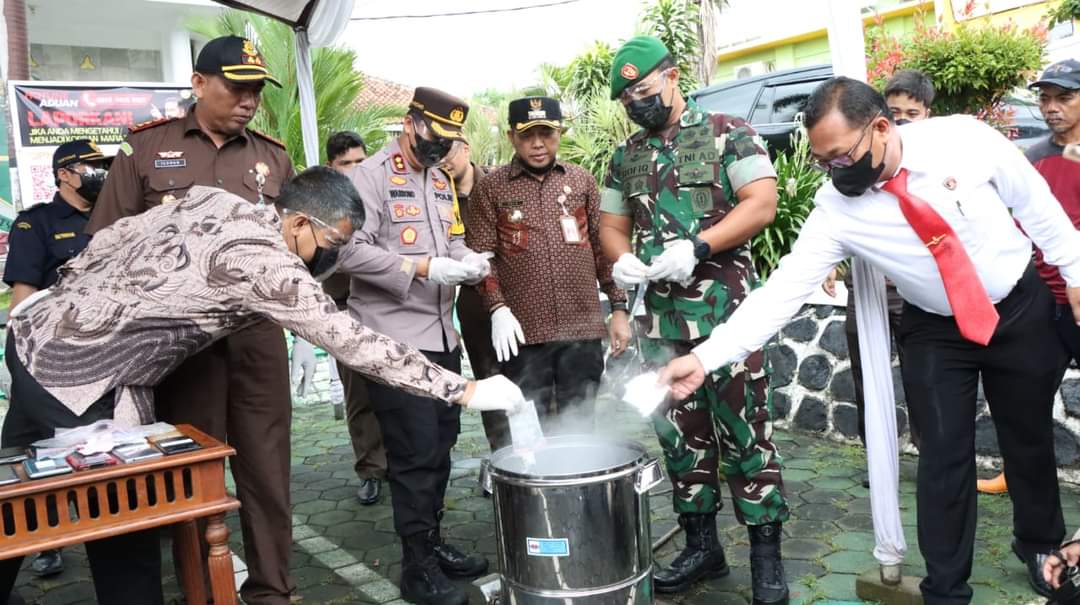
[508, 400, 545, 457]
[622, 371, 671, 416]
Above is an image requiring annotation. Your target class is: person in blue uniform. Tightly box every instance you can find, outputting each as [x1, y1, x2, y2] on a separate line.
[1, 138, 110, 579]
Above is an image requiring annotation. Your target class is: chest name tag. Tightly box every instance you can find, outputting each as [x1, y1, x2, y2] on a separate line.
[53, 232, 76, 240]
[154, 158, 187, 169]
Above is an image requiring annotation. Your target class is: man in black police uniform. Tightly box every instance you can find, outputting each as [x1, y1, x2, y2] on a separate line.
[3, 139, 110, 580]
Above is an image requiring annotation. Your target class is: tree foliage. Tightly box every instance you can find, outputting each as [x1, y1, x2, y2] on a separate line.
[1048, 0, 1080, 27]
[865, 14, 1045, 131]
[559, 94, 635, 184]
[638, 0, 701, 95]
[188, 10, 402, 168]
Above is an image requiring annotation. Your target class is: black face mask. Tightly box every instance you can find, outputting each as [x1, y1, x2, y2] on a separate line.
[411, 130, 452, 168]
[295, 223, 341, 282]
[626, 92, 673, 131]
[75, 168, 107, 204]
[831, 135, 887, 198]
[895, 118, 912, 126]
[305, 245, 340, 282]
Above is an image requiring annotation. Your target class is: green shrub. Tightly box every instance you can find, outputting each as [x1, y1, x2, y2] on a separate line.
[751, 130, 824, 279]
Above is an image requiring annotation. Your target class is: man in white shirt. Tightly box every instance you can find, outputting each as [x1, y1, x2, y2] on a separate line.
[659, 77, 1080, 604]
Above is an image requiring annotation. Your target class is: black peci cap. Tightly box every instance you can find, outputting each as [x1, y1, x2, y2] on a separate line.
[52, 139, 111, 174]
[508, 96, 563, 132]
[195, 35, 282, 88]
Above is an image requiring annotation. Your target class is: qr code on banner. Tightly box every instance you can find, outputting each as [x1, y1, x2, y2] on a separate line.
[30, 165, 58, 207]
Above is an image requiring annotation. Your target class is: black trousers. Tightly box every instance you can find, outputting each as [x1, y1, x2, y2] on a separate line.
[501, 339, 604, 434]
[457, 286, 509, 452]
[1054, 303, 1080, 369]
[0, 335, 163, 605]
[369, 348, 462, 538]
[899, 264, 1066, 604]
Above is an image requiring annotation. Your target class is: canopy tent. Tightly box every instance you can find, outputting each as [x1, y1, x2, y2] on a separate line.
[211, 0, 354, 168]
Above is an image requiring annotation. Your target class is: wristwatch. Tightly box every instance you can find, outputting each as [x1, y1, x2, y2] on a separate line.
[691, 236, 711, 260]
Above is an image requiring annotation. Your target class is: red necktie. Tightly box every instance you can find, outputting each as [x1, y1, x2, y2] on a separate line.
[882, 168, 999, 345]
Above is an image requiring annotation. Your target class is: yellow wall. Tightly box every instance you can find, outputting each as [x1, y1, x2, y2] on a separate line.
[715, 9, 934, 83]
[938, 0, 1055, 30]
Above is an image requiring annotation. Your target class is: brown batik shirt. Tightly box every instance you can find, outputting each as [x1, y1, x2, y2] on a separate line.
[9, 187, 468, 426]
[466, 157, 626, 344]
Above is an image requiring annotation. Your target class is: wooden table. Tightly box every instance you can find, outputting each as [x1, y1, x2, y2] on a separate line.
[0, 424, 240, 604]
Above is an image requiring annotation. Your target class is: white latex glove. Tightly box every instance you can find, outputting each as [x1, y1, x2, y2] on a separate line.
[290, 336, 317, 397]
[427, 256, 482, 286]
[460, 251, 494, 285]
[463, 375, 526, 413]
[491, 306, 526, 363]
[612, 252, 650, 289]
[647, 239, 697, 286]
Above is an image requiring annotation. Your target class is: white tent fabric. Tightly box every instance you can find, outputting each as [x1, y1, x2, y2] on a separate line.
[213, 0, 354, 167]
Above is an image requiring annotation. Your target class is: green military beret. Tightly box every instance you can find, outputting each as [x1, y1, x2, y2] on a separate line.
[610, 36, 672, 100]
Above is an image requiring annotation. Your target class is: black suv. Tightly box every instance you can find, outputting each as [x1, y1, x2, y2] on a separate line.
[689, 64, 1048, 157]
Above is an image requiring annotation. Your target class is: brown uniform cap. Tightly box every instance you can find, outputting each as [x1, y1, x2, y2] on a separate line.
[409, 87, 469, 141]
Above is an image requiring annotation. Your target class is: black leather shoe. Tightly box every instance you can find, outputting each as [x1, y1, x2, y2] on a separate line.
[400, 532, 467, 605]
[653, 513, 730, 594]
[356, 478, 380, 505]
[750, 522, 789, 605]
[30, 549, 63, 578]
[1013, 539, 1054, 597]
[433, 534, 489, 579]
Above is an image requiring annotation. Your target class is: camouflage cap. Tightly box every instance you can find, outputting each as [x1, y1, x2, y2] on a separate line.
[610, 36, 672, 100]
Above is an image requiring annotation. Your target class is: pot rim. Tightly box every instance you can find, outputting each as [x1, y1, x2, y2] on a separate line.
[487, 434, 650, 483]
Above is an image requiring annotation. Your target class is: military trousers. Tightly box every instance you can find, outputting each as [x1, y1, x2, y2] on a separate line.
[640, 338, 789, 526]
[154, 320, 294, 605]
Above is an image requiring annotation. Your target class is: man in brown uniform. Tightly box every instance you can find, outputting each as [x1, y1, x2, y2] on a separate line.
[87, 36, 297, 605]
[339, 87, 492, 605]
[441, 141, 509, 451]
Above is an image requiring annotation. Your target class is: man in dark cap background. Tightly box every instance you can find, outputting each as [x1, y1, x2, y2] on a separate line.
[87, 35, 298, 605]
[466, 96, 629, 434]
[3, 138, 110, 579]
[339, 86, 492, 605]
[599, 36, 790, 604]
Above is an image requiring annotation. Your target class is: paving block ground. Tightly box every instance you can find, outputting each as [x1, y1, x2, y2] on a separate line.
[8, 390, 1078, 604]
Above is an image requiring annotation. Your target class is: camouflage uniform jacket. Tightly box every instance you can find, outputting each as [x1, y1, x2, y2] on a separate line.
[601, 100, 776, 341]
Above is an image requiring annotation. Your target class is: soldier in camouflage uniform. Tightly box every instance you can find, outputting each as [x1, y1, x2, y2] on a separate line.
[598, 36, 789, 605]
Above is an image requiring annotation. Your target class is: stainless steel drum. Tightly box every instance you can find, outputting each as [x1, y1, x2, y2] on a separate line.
[481, 434, 664, 604]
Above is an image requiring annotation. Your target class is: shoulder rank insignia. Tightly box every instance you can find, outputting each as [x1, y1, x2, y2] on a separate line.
[129, 116, 176, 134]
[391, 153, 408, 175]
[15, 221, 31, 230]
[250, 129, 286, 149]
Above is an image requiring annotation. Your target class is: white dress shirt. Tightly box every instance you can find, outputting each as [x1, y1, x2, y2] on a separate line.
[694, 114, 1080, 372]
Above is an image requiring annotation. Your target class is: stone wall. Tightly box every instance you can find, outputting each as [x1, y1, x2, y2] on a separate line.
[771, 304, 1080, 466]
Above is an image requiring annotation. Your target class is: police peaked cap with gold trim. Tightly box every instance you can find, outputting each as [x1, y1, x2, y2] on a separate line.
[409, 87, 469, 141]
[52, 139, 112, 174]
[610, 35, 672, 99]
[195, 35, 282, 88]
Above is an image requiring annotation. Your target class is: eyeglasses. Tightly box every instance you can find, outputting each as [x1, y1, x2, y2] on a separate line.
[413, 118, 463, 156]
[619, 68, 671, 103]
[281, 209, 349, 247]
[810, 112, 881, 173]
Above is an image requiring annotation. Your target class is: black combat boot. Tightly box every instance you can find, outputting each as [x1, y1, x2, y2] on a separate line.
[749, 522, 789, 605]
[399, 531, 467, 605]
[653, 512, 730, 593]
[432, 528, 489, 579]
